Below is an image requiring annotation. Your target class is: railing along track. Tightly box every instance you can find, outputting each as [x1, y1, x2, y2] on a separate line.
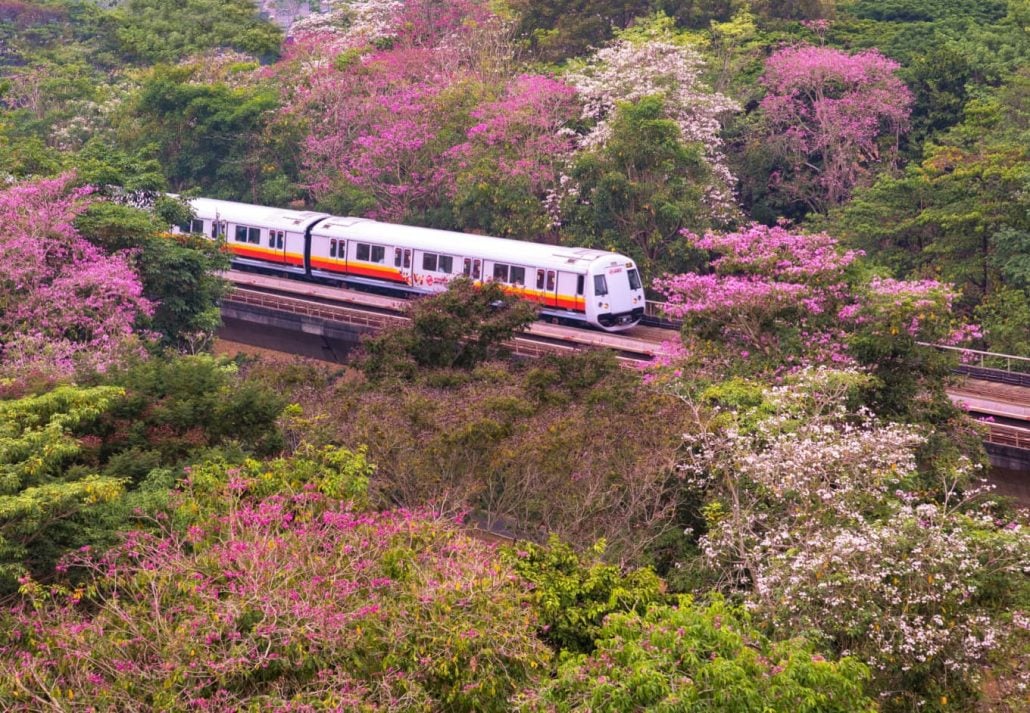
[222, 275, 1030, 452]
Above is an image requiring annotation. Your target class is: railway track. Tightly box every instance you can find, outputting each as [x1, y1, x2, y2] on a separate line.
[221, 270, 662, 364]
[218, 271, 1030, 502]
[221, 270, 1030, 426]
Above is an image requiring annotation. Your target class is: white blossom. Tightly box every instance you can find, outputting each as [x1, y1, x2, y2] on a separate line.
[565, 40, 740, 220]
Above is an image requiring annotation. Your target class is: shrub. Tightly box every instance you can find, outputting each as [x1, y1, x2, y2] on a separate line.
[0, 487, 550, 710]
[503, 536, 665, 654]
[521, 595, 876, 712]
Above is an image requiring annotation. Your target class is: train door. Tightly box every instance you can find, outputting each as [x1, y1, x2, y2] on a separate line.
[555, 271, 584, 313]
[283, 231, 304, 270]
[330, 238, 346, 275]
[535, 268, 559, 308]
[394, 247, 413, 285]
[267, 229, 286, 266]
[462, 257, 482, 283]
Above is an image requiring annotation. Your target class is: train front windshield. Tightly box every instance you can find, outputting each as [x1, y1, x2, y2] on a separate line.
[594, 262, 645, 328]
[627, 268, 642, 291]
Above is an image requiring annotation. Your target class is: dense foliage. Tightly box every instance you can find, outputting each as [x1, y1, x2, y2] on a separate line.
[0, 354, 285, 596]
[358, 278, 538, 377]
[0, 459, 550, 710]
[523, 596, 877, 712]
[0, 174, 152, 380]
[1, 0, 1029, 710]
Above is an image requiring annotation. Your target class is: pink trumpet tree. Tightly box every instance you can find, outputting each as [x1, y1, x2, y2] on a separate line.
[757, 45, 912, 213]
[652, 224, 979, 383]
[286, 0, 579, 232]
[0, 174, 153, 379]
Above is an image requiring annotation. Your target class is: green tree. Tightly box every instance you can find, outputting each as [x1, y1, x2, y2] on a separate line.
[560, 96, 713, 276]
[74, 200, 230, 349]
[127, 66, 279, 196]
[521, 596, 875, 712]
[510, 0, 651, 62]
[652, 0, 745, 29]
[502, 537, 665, 654]
[0, 385, 126, 595]
[114, 0, 282, 63]
[68, 140, 167, 194]
[975, 285, 1030, 355]
[358, 278, 538, 378]
[902, 45, 975, 156]
[93, 355, 287, 477]
[829, 71, 1030, 317]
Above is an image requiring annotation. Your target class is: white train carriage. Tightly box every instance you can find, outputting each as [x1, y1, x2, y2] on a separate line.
[174, 197, 646, 331]
[182, 197, 330, 276]
[309, 217, 646, 330]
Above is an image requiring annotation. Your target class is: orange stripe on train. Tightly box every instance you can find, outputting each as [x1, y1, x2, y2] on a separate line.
[310, 259, 407, 284]
[228, 244, 304, 265]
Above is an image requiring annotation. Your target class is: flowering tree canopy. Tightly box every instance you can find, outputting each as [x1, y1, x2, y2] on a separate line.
[653, 224, 862, 369]
[652, 224, 979, 395]
[287, 1, 580, 234]
[0, 175, 153, 379]
[566, 39, 740, 221]
[756, 45, 912, 213]
[444, 73, 579, 236]
[1, 481, 550, 710]
[684, 369, 1027, 710]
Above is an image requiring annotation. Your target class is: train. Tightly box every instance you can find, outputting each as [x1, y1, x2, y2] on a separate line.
[172, 197, 647, 331]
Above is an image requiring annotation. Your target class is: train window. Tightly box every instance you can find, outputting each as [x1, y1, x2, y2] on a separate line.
[403, 249, 411, 268]
[463, 258, 472, 276]
[176, 220, 191, 233]
[248, 227, 260, 244]
[192, 219, 205, 234]
[473, 259, 481, 280]
[356, 243, 369, 261]
[577, 275, 585, 295]
[278, 232, 285, 249]
[394, 248, 402, 267]
[536, 269, 545, 290]
[330, 239, 337, 258]
[493, 263, 509, 282]
[369, 245, 384, 263]
[547, 271, 556, 291]
[510, 266, 526, 286]
[235, 225, 248, 242]
[593, 275, 608, 296]
[627, 268, 642, 290]
[211, 222, 219, 238]
[420, 254, 453, 273]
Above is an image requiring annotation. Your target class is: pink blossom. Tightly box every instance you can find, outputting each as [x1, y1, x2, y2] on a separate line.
[0, 174, 153, 379]
[757, 45, 912, 212]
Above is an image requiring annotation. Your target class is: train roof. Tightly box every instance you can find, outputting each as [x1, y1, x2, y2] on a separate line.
[188, 197, 632, 272]
[313, 216, 626, 273]
[189, 197, 330, 229]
